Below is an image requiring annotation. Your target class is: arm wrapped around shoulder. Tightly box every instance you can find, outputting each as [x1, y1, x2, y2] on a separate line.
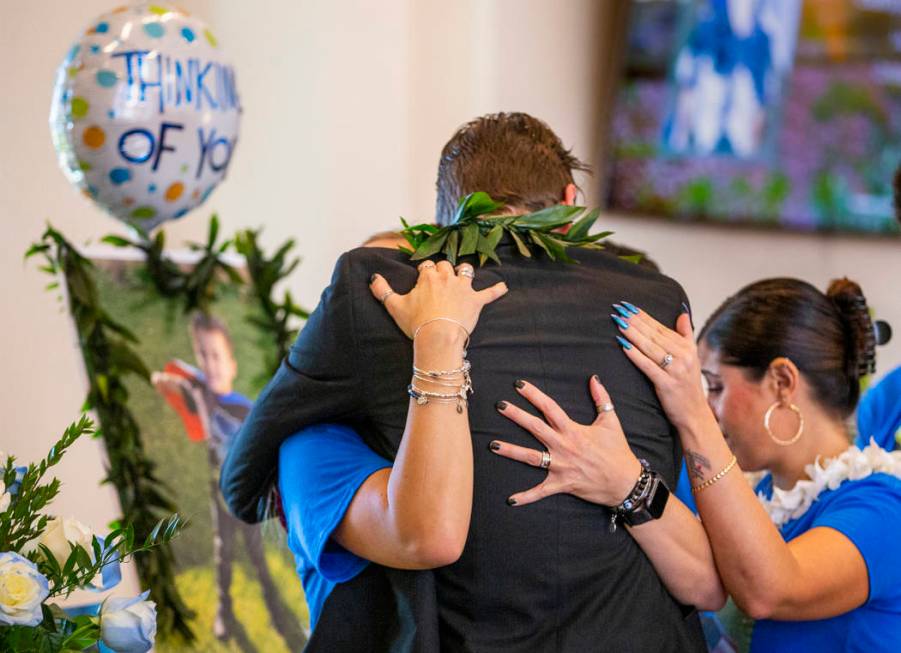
[220, 253, 366, 523]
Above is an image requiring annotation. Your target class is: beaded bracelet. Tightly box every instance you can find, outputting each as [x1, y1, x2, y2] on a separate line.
[608, 459, 651, 533]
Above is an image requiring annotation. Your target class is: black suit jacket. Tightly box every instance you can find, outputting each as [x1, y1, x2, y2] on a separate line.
[221, 238, 706, 652]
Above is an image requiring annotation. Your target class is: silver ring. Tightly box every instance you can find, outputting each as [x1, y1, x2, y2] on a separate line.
[457, 264, 475, 279]
[418, 261, 436, 271]
[379, 290, 395, 304]
[596, 402, 614, 414]
[539, 450, 551, 470]
[660, 353, 674, 369]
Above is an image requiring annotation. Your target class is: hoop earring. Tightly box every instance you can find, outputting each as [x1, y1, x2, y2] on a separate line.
[764, 401, 804, 446]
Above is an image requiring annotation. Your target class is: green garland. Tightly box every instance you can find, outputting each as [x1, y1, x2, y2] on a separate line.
[28, 227, 195, 640]
[400, 192, 613, 265]
[27, 218, 309, 642]
[234, 229, 310, 379]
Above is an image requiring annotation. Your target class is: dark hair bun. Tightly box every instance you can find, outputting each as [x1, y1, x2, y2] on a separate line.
[826, 278, 876, 378]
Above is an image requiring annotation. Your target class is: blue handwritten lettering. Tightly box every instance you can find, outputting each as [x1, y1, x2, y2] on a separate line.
[152, 122, 184, 171]
[118, 128, 155, 164]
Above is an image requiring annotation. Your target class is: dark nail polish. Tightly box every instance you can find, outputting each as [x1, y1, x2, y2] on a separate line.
[680, 302, 690, 314]
[489, 441, 500, 451]
[616, 335, 633, 350]
[514, 379, 525, 389]
[681, 302, 695, 328]
[621, 301, 640, 315]
[370, 274, 378, 284]
[610, 314, 629, 330]
[507, 497, 518, 506]
[612, 304, 632, 319]
[496, 400, 508, 411]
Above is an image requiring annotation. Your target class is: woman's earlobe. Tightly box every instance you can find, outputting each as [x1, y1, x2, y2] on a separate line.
[768, 357, 799, 398]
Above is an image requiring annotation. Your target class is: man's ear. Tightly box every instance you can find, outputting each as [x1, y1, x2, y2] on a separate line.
[767, 357, 799, 403]
[562, 183, 577, 206]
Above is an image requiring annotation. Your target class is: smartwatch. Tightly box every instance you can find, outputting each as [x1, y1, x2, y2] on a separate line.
[621, 473, 670, 527]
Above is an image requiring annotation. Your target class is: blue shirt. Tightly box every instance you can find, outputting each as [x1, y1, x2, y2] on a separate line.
[674, 459, 699, 514]
[209, 390, 254, 462]
[751, 472, 901, 652]
[278, 423, 391, 627]
[856, 366, 901, 452]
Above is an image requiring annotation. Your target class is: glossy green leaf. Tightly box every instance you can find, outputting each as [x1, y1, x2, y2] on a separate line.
[459, 223, 479, 256]
[507, 228, 531, 257]
[100, 235, 133, 248]
[513, 205, 582, 229]
[565, 207, 600, 241]
[444, 229, 459, 265]
[410, 231, 447, 260]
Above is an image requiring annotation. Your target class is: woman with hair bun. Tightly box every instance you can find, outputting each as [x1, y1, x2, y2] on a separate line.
[489, 277, 900, 652]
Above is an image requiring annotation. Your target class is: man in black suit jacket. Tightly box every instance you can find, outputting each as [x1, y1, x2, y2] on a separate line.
[221, 113, 705, 651]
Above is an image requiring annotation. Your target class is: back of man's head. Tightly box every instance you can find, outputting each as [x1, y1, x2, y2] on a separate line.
[435, 112, 590, 226]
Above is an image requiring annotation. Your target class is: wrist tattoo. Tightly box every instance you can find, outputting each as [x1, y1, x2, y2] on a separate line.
[685, 450, 711, 480]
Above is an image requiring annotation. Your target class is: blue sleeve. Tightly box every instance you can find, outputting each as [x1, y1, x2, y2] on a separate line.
[673, 459, 698, 515]
[811, 475, 901, 607]
[278, 423, 391, 582]
[856, 366, 901, 451]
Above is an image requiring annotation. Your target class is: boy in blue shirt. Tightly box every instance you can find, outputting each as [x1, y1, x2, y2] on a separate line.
[153, 313, 305, 648]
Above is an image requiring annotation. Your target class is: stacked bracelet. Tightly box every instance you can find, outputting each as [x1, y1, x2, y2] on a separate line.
[608, 459, 652, 533]
[409, 322, 473, 413]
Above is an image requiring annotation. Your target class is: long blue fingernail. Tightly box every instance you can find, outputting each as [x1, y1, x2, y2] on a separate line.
[616, 335, 633, 350]
[612, 303, 632, 319]
[621, 301, 640, 315]
[610, 314, 629, 330]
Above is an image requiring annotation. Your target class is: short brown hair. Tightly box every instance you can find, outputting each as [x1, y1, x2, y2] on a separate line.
[435, 112, 590, 226]
[189, 312, 234, 353]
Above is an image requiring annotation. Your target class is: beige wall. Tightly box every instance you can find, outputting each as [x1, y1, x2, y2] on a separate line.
[1, 0, 899, 605]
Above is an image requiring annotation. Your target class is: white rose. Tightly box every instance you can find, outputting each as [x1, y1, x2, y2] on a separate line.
[100, 591, 157, 653]
[0, 551, 50, 626]
[25, 517, 94, 565]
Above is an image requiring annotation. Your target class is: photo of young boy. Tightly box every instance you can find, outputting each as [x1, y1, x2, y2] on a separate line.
[84, 254, 308, 653]
[152, 313, 304, 650]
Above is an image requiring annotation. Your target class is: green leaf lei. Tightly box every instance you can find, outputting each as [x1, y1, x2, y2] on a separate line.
[399, 192, 613, 265]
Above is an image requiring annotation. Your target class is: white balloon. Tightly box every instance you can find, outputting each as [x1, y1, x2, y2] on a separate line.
[50, 3, 241, 231]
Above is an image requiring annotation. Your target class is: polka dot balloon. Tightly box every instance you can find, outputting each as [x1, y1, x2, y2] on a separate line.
[50, 3, 241, 232]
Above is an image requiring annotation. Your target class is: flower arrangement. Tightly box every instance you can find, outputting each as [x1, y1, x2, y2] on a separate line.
[0, 415, 183, 652]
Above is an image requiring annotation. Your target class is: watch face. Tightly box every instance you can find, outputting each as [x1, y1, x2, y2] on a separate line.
[647, 477, 670, 519]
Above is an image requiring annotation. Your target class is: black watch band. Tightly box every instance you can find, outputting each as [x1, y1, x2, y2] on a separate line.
[621, 473, 670, 527]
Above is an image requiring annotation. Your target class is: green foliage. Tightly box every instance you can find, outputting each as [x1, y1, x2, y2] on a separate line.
[0, 417, 91, 555]
[401, 192, 611, 266]
[234, 230, 310, 380]
[28, 216, 310, 643]
[0, 416, 185, 652]
[101, 215, 242, 314]
[29, 227, 196, 641]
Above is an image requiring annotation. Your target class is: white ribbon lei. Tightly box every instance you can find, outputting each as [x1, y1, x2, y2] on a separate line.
[758, 439, 901, 528]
